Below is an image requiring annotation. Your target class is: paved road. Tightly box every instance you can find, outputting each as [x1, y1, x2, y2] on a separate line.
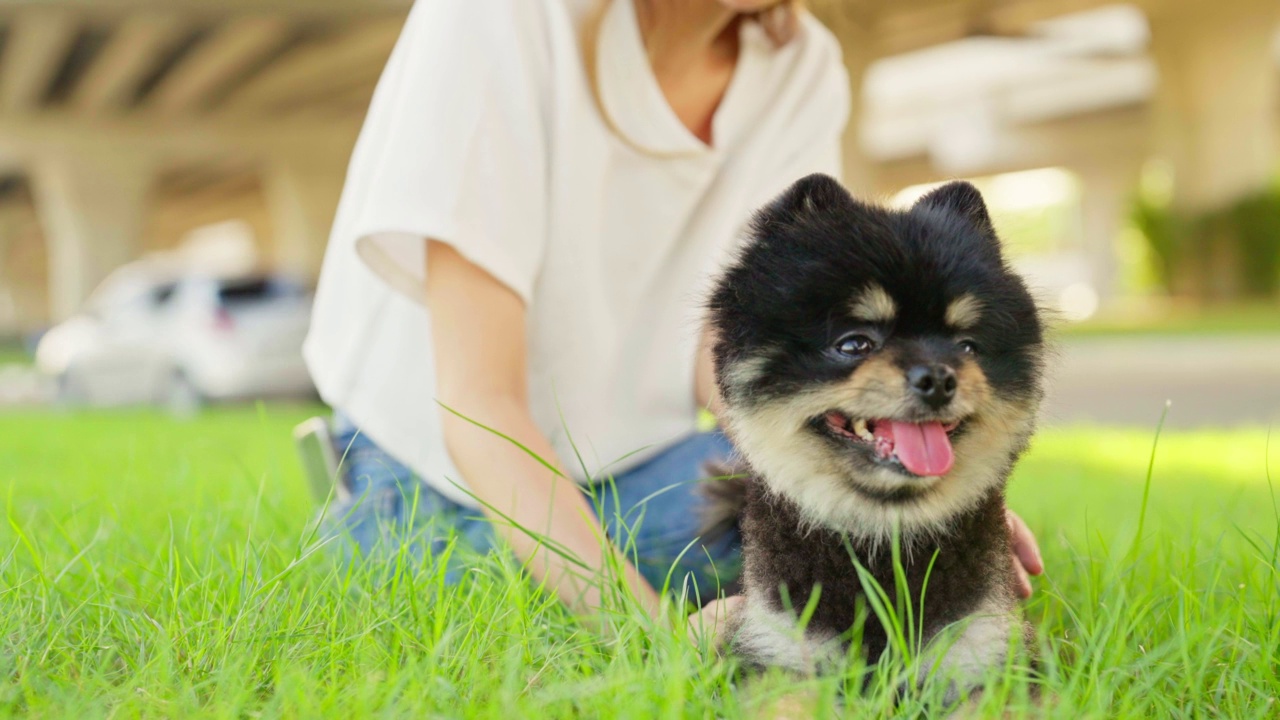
[1043, 336, 1280, 429]
[3, 336, 1277, 428]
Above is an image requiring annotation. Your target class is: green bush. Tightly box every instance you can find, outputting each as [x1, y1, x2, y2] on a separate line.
[1130, 195, 1182, 292]
[1130, 186, 1280, 299]
[1227, 190, 1280, 297]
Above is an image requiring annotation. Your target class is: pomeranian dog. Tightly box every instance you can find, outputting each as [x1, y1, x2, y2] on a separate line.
[704, 174, 1044, 700]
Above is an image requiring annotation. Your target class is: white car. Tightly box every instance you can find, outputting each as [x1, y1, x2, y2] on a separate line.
[36, 265, 315, 412]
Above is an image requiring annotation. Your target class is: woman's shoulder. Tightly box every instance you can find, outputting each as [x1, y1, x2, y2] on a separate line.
[795, 11, 846, 65]
[789, 12, 850, 92]
[399, 0, 571, 66]
[748, 10, 850, 124]
[385, 0, 586, 117]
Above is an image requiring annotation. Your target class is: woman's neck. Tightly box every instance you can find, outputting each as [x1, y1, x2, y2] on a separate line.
[635, 1, 739, 76]
[633, 0, 741, 144]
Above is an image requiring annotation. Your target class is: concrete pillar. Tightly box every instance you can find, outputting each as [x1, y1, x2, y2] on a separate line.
[263, 154, 345, 281]
[1148, 0, 1279, 211]
[31, 151, 152, 320]
[0, 204, 19, 332]
[1075, 159, 1142, 305]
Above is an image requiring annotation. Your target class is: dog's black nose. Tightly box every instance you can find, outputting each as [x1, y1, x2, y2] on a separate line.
[908, 364, 957, 408]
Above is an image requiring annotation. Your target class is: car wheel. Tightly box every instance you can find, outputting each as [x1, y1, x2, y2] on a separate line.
[166, 371, 203, 418]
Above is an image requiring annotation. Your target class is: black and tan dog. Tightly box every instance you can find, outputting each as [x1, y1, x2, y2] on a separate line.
[705, 174, 1044, 700]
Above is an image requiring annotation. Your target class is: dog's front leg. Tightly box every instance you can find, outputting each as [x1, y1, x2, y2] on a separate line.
[725, 595, 843, 675]
[918, 597, 1020, 706]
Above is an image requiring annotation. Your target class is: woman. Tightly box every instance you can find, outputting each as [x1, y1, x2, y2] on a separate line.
[303, 0, 1042, 632]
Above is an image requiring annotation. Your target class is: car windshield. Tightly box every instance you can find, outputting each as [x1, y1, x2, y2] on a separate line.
[152, 283, 178, 306]
[217, 278, 304, 305]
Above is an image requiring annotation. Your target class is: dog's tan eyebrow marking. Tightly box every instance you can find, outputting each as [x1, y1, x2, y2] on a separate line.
[946, 294, 983, 329]
[849, 284, 896, 323]
[723, 353, 772, 391]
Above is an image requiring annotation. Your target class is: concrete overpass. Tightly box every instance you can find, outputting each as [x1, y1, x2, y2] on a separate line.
[0, 0, 1275, 331]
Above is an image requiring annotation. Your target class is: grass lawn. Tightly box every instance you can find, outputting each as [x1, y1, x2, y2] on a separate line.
[2, 408, 1277, 718]
[0, 346, 31, 367]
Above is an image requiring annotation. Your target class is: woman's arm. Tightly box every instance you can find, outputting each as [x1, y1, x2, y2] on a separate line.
[426, 241, 663, 620]
[694, 327, 723, 417]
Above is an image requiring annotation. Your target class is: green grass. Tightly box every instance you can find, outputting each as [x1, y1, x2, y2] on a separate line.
[2, 408, 1278, 718]
[0, 344, 31, 367]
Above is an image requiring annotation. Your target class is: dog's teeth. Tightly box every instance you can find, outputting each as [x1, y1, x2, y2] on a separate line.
[853, 419, 873, 441]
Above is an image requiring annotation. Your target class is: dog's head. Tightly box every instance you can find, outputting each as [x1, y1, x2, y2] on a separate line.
[709, 174, 1044, 540]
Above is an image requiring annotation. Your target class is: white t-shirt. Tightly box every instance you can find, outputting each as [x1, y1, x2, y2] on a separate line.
[304, 0, 850, 506]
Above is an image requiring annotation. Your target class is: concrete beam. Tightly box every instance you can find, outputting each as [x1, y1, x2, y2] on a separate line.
[832, 0, 1140, 57]
[0, 0, 1182, 59]
[0, 0, 409, 20]
[872, 106, 1148, 192]
[225, 18, 402, 114]
[869, 2, 989, 57]
[0, 112, 360, 163]
[1, 10, 79, 113]
[146, 16, 292, 115]
[71, 15, 186, 113]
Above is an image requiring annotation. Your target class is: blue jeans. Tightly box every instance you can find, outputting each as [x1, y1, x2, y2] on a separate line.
[322, 421, 743, 602]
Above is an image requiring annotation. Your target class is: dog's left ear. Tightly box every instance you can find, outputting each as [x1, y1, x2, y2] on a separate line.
[915, 181, 995, 237]
[767, 173, 856, 220]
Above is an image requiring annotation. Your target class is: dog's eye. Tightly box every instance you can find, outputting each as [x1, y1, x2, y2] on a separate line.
[958, 340, 979, 356]
[835, 334, 876, 357]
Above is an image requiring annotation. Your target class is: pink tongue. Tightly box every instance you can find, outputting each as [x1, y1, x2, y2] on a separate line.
[877, 420, 954, 477]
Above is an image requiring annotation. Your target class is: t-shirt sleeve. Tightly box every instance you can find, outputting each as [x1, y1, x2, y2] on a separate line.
[339, 0, 549, 305]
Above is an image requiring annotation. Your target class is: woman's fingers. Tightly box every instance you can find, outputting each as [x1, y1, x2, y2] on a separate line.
[1006, 508, 1043, 599]
[687, 595, 745, 645]
[1006, 508, 1043, 574]
[1012, 555, 1034, 599]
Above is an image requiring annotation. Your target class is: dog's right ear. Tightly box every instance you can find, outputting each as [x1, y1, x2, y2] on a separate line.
[915, 181, 995, 237]
[915, 180, 1007, 262]
[765, 173, 855, 221]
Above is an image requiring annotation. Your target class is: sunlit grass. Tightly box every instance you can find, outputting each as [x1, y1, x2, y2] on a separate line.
[2, 408, 1277, 717]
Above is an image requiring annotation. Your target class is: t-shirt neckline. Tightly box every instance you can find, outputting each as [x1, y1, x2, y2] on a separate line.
[595, 0, 769, 157]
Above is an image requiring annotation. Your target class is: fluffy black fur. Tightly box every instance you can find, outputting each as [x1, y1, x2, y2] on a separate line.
[705, 173, 1045, 688]
[735, 481, 1013, 669]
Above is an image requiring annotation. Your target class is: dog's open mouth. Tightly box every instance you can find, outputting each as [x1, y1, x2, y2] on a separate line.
[819, 412, 964, 478]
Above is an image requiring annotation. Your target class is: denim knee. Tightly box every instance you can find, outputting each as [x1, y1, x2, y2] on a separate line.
[322, 429, 496, 576]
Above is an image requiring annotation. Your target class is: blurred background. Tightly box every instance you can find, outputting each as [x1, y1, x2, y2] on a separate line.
[0, 0, 1275, 429]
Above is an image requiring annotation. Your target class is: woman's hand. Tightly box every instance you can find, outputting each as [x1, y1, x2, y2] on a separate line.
[694, 326, 723, 417]
[687, 594, 745, 646]
[1007, 508, 1043, 598]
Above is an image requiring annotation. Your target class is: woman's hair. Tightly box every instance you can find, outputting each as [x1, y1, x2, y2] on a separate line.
[753, 2, 804, 46]
[581, 0, 804, 157]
